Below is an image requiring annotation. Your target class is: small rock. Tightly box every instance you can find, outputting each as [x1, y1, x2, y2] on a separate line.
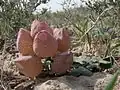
[94, 74, 112, 90]
[34, 72, 120, 90]
[94, 74, 120, 90]
[34, 80, 71, 90]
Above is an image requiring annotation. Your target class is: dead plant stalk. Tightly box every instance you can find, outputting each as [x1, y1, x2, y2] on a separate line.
[0, 40, 7, 90]
[77, 6, 113, 45]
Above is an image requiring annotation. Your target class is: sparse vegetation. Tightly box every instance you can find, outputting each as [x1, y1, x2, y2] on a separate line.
[0, 0, 120, 90]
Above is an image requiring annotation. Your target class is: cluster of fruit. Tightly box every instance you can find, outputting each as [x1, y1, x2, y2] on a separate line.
[14, 20, 73, 79]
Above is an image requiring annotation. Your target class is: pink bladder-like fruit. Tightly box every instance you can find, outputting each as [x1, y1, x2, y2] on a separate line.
[51, 51, 73, 74]
[53, 28, 70, 52]
[33, 30, 58, 58]
[16, 28, 35, 55]
[31, 19, 53, 38]
[15, 55, 42, 79]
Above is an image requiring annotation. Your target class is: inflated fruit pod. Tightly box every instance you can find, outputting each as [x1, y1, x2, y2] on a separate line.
[16, 28, 35, 55]
[33, 30, 58, 58]
[14, 55, 42, 79]
[53, 28, 70, 52]
[51, 51, 73, 74]
[31, 19, 53, 38]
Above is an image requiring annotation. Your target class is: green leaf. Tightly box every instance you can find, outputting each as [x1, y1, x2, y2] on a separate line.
[69, 66, 93, 77]
[73, 56, 90, 63]
[99, 60, 112, 69]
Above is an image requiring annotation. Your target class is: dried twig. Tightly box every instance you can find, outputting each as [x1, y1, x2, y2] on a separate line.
[79, 6, 113, 41]
[0, 40, 7, 90]
[74, 6, 113, 45]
